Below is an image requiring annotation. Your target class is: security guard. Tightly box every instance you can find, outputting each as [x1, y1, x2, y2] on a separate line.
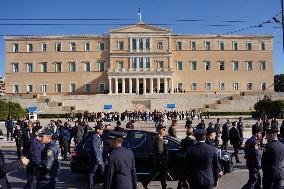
[103, 131, 137, 189]
[242, 126, 262, 189]
[24, 125, 44, 189]
[261, 125, 284, 189]
[89, 123, 104, 189]
[184, 129, 219, 189]
[143, 124, 168, 189]
[37, 129, 60, 189]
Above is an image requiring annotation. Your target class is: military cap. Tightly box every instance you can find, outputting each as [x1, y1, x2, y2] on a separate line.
[206, 127, 216, 135]
[194, 128, 207, 136]
[38, 129, 53, 136]
[116, 121, 121, 126]
[95, 122, 104, 130]
[108, 131, 126, 139]
[266, 124, 279, 133]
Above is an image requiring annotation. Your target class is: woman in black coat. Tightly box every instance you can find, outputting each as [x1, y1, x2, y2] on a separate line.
[0, 130, 29, 189]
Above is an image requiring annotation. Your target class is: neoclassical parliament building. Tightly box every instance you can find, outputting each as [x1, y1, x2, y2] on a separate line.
[5, 22, 274, 95]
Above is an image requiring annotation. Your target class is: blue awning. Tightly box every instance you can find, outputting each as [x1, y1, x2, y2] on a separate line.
[166, 104, 176, 109]
[28, 106, 38, 113]
[104, 104, 112, 110]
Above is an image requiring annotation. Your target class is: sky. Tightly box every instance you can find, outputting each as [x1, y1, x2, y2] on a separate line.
[0, 0, 283, 75]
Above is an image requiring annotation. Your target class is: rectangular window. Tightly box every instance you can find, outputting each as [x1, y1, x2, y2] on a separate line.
[191, 83, 197, 91]
[99, 62, 105, 71]
[260, 42, 266, 51]
[146, 38, 150, 50]
[219, 41, 225, 51]
[233, 82, 239, 91]
[99, 42, 105, 50]
[70, 83, 76, 93]
[132, 38, 137, 50]
[260, 61, 266, 70]
[27, 43, 33, 52]
[13, 85, 19, 93]
[177, 83, 183, 90]
[41, 43, 47, 52]
[219, 82, 225, 91]
[139, 57, 143, 68]
[246, 42, 252, 51]
[191, 61, 197, 70]
[158, 61, 164, 69]
[132, 57, 137, 68]
[157, 42, 163, 50]
[233, 61, 239, 71]
[56, 84, 62, 93]
[247, 83, 253, 90]
[12, 63, 19, 72]
[247, 61, 253, 71]
[205, 82, 212, 91]
[190, 41, 196, 51]
[85, 84, 91, 92]
[70, 42, 76, 51]
[219, 61, 225, 71]
[205, 61, 211, 70]
[55, 42, 62, 52]
[27, 84, 33, 93]
[69, 62, 76, 72]
[117, 41, 124, 50]
[84, 62, 91, 72]
[85, 42, 90, 51]
[55, 62, 62, 72]
[41, 84, 47, 93]
[27, 63, 33, 72]
[145, 57, 150, 69]
[204, 41, 211, 51]
[41, 63, 48, 72]
[12, 43, 19, 53]
[139, 38, 143, 50]
[176, 41, 182, 50]
[99, 83, 105, 93]
[261, 82, 266, 90]
[232, 41, 238, 51]
[177, 61, 183, 71]
[118, 61, 124, 71]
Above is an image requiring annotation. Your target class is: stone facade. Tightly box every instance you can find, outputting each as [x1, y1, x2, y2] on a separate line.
[5, 22, 274, 95]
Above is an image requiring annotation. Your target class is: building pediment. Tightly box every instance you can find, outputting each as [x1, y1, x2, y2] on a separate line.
[110, 22, 172, 34]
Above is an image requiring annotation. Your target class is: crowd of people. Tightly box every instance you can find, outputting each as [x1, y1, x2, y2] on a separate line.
[1, 113, 284, 189]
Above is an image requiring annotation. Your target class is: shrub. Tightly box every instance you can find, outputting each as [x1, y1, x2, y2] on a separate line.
[254, 98, 284, 119]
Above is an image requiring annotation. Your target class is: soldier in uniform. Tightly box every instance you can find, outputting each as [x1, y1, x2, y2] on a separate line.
[103, 131, 137, 189]
[242, 126, 262, 189]
[168, 119, 177, 138]
[261, 125, 284, 189]
[13, 124, 24, 159]
[184, 129, 219, 189]
[229, 121, 242, 163]
[37, 129, 60, 189]
[143, 124, 168, 189]
[214, 118, 221, 147]
[237, 117, 244, 146]
[88, 123, 104, 189]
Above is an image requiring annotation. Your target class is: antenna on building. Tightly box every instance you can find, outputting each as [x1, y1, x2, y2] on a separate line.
[137, 8, 142, 22]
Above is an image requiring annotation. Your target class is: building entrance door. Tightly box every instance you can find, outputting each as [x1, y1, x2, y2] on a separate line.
[118, 82, 122, 93]
[160, 83, 164, 93]
[139, 82, 143, 94]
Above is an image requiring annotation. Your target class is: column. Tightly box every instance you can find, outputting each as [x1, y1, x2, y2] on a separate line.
[108, 78, 112, 94]
[170, 78, 174, 94]
[136, 78, 139, 94]
[164, 78, 168, 93]
[129, 78, 132, 94]
[157, 78, 160, 93]
[122, 78, 125, 94]
[143, 78, 146, 95]
[150, 78, 153, 94]
[115, 78, 118, 94]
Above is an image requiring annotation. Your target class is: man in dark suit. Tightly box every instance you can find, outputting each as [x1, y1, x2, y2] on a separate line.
[221, 119, 230, 150]
[229, 121, 242, 163]
[89, 123, 104, 189]
[184, 128, 219, 189]
[261, 125, 284, 189]
[103, 131, 137, 189]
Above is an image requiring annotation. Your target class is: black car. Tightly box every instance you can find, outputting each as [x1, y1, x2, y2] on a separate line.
[70, 130, 233, 180]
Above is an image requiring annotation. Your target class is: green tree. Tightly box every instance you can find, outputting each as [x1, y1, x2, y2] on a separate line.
[254, 98, 284, 118]
[0, 100, 26, 120]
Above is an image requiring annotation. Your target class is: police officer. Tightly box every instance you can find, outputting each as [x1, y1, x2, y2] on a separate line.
[103, 131, 137, 189]
[229, 121, 242, 163]
[214, 118, 222, 147]
[24, 125, 44, 189]
[242, 126, 262, 189]
[184, 128, 219, 189]
[261, 125, 284, 189]
[5, 115, 15, 141]
[143, 124, 168, 189]
[89, 123, 104, 189]
[37, 129, 60, 189]
[13, 124, 24, 159]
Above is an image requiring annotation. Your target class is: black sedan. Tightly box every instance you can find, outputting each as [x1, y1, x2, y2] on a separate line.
[70, 130, 233, 180]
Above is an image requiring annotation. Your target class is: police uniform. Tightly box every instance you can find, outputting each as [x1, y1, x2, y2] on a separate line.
[89, 124, 104, 189]
[103, 131, 137, 189]
[37, 130, 60, 189]
[242, 126, 262, 189]
[261, 126, 284, 189]
[184, 129, 219, 189]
